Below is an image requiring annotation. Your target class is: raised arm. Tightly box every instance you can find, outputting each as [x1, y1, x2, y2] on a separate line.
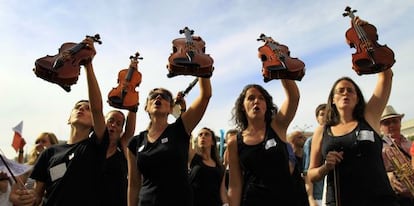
[83, 37, 106, 140]
[271, 79, 300, 141]
[365, 69, 393, 132]
[120, 111, 136, 156]
[181, 77, 212, 134]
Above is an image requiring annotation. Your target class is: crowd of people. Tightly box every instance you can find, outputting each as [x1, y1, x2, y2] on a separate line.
[1, 17, 413, 206]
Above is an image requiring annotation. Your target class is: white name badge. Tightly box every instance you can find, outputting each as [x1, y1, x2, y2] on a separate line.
[50, 163, 66, 182]
[357, 130, 375, 142]
[265, 139, 277, 150]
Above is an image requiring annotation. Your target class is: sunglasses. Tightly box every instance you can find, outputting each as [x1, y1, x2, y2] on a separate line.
[335, 87, 355, 95]
[149, 92, 172, 101]
[381, 118, 400, 126]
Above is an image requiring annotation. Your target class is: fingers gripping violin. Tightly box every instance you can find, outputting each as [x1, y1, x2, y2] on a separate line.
[167, 27, 214, 78]
[257, 34, 305, 82]
[33, 34, 102, 92]
[108, 52, 143, 111]
[343, 6, 395, 75]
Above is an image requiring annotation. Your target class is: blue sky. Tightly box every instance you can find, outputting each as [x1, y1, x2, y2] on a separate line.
[1, 0, 413, 159]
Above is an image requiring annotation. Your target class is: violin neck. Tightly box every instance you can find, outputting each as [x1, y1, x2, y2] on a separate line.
[125, 65, 136, 82]
[69, 43, 88, 55]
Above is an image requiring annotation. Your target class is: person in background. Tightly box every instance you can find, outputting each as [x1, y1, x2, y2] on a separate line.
[287, 131, 310, 206]
[380, 105, 413, 206]
[0, 171, 13, 206]
[19, 132, 59, 165]
[127, 76, 212, 206]
[227, 79, 300, 206]
[101, 108, 136, 206]
[188, 127, 229, 206]
[307, 66, 397, 205]
[10, 36, 109, 206]
[303, 103, 326, 206]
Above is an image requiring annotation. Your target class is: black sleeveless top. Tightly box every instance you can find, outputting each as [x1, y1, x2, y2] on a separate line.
[322, 119, 398, 206]
[189, 154, 224, 206]
[237, 125, 296, 206]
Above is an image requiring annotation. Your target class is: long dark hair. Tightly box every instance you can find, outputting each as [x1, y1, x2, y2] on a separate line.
[195, 127, 222, 168]
[231, 84, 277, 130]
[325, 77, 366, 126]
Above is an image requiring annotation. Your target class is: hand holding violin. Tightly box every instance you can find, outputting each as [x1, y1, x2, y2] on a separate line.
[257, 33, 305, 82]
[343, 6, 395, 75]
[33, 34, 102, 92]
[167, 27, 214, 78]
[107, 52, 142, 111]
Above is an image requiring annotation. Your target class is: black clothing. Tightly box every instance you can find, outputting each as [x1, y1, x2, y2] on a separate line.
[321, 119, 398, 206]
[31, 131, 109, 206]
[189, 154, 224, 206]
[237, 125, 296, 206]
[101, 145, 127, 206]
[128, 117, 192, 206]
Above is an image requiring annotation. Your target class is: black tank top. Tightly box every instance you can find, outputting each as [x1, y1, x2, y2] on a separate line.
[237, 125, 296, 206]
[322, 119, 397, 206]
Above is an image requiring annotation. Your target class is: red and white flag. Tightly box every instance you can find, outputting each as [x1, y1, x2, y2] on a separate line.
[11, 121, 26, 152]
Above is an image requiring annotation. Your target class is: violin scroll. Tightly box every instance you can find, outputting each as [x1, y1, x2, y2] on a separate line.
[257, 33, 305, 82]
[343, 6, 395, 75]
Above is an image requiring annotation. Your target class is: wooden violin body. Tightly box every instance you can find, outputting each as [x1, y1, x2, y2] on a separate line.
[33, 34, 102, 92]
[107, 52, 142, 110]
[167, 27, 214, 78]
[257, 34, 305, 82]
[343, 7, 395, 75]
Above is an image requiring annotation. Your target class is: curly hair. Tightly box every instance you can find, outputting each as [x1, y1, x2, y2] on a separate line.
[231, 84, 277, 130]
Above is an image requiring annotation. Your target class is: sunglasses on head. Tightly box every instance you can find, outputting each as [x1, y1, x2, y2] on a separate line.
[149, 92, 171, 101]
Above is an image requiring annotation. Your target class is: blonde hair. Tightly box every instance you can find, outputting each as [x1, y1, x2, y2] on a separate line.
[27, 132, 58, 165]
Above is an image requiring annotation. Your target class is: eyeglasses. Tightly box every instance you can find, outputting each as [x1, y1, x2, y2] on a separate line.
[149, 92, 172, 101]
[335, 87, 355, 95]
[381, 118, 400, 126]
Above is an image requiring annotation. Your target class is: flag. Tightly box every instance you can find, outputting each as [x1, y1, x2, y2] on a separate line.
[11, 121, 26, 152]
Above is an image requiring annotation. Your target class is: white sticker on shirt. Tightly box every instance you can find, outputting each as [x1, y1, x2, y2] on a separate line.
[356, 130, 375, 142]
[50, 163, 66, 182]
[161, 137, 168, 144]
[138, 145, 145, 152]
[265, 139, 277, 150]
[68, 153, 74, 160]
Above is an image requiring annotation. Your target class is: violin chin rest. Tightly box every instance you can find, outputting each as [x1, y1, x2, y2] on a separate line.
[173, 58, 200, 68]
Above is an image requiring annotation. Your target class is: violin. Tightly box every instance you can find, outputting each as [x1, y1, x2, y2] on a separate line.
[167, 27, 214, 78]
[343, 6, 395, 75]
[107, 52, 143, 111]
[257, 34, 305, 82]
[33, 34, 102, 92]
